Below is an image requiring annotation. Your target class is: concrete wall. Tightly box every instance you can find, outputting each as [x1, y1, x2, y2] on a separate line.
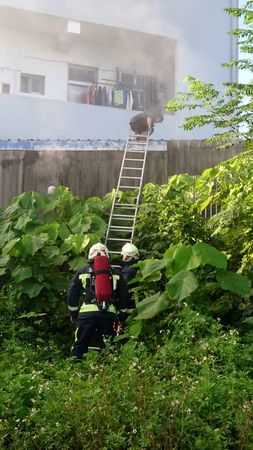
[0, 94, 171, 141]
[0, 0, 238, 140]
[0, 140, 242, 208]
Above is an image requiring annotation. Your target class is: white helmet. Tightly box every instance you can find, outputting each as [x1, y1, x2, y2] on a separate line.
[47, 185, 56, 195]
[88, 243, 109, 260]
[121, 243, 140, 261]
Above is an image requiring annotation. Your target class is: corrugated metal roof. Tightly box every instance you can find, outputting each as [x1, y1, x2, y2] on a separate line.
[0, 139, 167, 151]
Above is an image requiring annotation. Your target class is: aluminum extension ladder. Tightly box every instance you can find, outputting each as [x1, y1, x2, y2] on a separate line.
[105, 130, 151, 259]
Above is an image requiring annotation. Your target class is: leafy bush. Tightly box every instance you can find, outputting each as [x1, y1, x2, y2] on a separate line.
[0, 150, 253, 449]
[134, 150, 253, 330]
[0, 312, 253, 450]
[0, 186, 112, 346]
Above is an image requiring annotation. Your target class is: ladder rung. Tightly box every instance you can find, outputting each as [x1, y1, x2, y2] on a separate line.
[112, 214, 135, 219]
[107, 238, 131, 242]
[129, 134, 148, 138]
[126, 150, 145, 153]
[128, 142, 148, 146]
[112, 218, 135, 223]
[119, 186, 139, 189]
[114, 203, 137, 208]
[125, 158, 144, 162]
[123, 167, 143, 170]
[105, 131, 149, 250]
[121, 176, 142, 180]
[110, 226, 133, 231]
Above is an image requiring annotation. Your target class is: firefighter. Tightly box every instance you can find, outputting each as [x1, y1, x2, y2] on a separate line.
[67, 243, 128, 359]
[120, 243, 140, 309]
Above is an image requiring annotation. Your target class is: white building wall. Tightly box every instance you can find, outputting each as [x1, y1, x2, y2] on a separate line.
[0, 0, 238, 140]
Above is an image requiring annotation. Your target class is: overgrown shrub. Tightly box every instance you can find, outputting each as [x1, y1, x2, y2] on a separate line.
[0, 309, 253, 450]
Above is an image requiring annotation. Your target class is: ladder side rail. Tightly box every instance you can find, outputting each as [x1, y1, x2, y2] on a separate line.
[105, 133, 132, 245]
[130, 133, 150, 242]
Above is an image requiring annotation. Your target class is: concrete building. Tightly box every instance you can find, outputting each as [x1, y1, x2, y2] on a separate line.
[0, 0, 238, 141]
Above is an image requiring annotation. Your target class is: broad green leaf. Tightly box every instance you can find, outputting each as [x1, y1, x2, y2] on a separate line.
[198, 196, 212, 212]
[21, 235, 45, 256]
[242, 317, 253, 324]
[135, 292, 169, 320]
[14, 214, 33, 231]
[42, 246, 60, 260]
[68, 215, 92, 234]
[12, 266, 33, 283]
[0, 268, 6, 276]
[2, 238, 20, 255]
[171, 246, 201, 275]
[68, 256, 86, 270]
[129, 320, 144, 337]
[51, 254, 68, 266]
[52, 277, 70, 292]
[164, 244, 182, 259]
[86, 197, 103, 211]
[62, 234, 90, 255]
[58, 224, 72, 240]
[193, 243, 227, 269]
[0, 230, 15, 249]
[19, 280, 44, 298]
[201, 167, 219, 180]
[0, 255, 10, 267]
[18, 192, 36, 209]
[138, 258, 170, 281]
[204, 281, 219, 292]
[90, 215, 107, 234]
[60, 238, 73, 254]
[216, 270, 251, 295]
[166, 270, 199, 302]
[34, 223, 59, 241]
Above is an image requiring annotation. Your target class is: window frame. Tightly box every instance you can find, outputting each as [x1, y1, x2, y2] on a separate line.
[20, 73, 45, 95]
[68, 64, 98, 85]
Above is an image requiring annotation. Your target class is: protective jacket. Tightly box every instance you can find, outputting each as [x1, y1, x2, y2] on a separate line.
[67, 261, 129, 319]
[121, 259, 139, 309]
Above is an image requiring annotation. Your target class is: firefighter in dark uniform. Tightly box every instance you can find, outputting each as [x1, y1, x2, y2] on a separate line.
[120, 243, 140, 310]
[67, 243, 129, 359]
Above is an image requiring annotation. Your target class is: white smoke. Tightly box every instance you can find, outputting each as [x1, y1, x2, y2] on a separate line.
[0, 0, 181, 38]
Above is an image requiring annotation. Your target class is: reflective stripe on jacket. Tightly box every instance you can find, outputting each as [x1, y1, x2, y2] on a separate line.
[79, 303, 116, 314]
[78, 272, 118, 314]
[79, 273, 120, 290]
[67, 262, 129, 315]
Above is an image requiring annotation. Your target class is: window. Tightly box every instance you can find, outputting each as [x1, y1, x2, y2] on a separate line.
[69, 65, 98, 84]
[120, 72, 161, 111]
[68, 64, 98, 103]
[20, 73, 45, 95]
[2, 83, 10, 94]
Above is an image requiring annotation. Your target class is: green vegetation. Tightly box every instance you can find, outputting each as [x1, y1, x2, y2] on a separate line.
[0, 149, 253, 449]
[1, 3, 253, 449]
[0, 186, 113, 346]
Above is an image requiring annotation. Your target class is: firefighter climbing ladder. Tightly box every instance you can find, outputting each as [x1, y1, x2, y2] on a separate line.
[105, 131, 151, 258]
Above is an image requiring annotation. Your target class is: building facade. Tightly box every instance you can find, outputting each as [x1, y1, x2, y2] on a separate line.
[0, 0, 238, 140]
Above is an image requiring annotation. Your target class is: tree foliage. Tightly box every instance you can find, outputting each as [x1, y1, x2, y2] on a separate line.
[166, 1, 253, 148]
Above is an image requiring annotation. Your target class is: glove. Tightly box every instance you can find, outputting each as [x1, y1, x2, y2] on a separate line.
[70, 312, 78, 326]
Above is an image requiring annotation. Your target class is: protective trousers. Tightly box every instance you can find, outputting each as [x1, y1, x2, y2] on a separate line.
[71, 315, 115, 359]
